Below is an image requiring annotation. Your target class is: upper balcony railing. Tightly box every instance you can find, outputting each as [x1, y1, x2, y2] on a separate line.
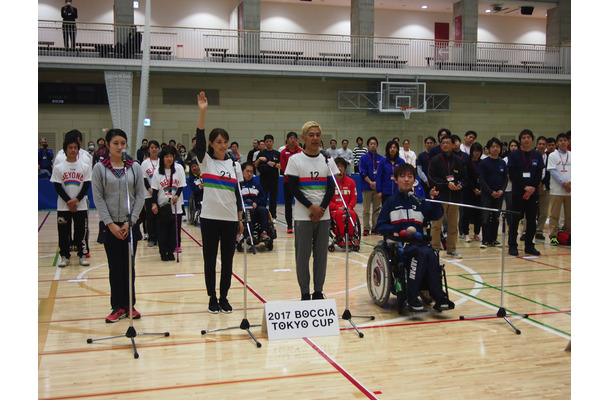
[38, 20, 571, 77]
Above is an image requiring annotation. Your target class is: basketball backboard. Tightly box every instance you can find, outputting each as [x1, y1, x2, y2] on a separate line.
[378, 82, 427, 114]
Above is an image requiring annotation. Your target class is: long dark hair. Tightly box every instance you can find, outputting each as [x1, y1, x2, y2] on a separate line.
[208, 128, 230, 158]
[385, 140, 399, 161]
[157, 147, 176, 174]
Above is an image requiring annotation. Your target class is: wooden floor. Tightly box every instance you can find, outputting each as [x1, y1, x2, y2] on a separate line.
[38, 205, 571, 399]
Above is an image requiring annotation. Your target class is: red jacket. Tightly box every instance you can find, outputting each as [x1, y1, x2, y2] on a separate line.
[280, 146, 303, 182]
[329, 174, 357, 211]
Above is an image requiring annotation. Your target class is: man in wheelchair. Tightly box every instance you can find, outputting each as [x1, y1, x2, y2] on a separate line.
[375, 163, 455, 312]
[240, 162, 272, 243]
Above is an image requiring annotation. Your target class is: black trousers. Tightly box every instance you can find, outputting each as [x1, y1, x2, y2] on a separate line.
[481, 194, 503, 243]
[144, 198, 158, 242]
[200, 218, 238, 299]
[57, 210, 88, 258]
[460, 193, 481, 236]
[508, 192, 538, 247]
[261, 177, 279, 219]
[103, 227, 140, 310]
[400, 243, 445, 302]
[283, 181, 294, 229]
[62, 23, 76, 49]
[157, 210, 177, 257]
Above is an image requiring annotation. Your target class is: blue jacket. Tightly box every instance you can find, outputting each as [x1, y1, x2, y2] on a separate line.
[375, 190, 443, 236]
[358, 151, 384, 191]
[376, 157, 405, 196]
[240, 178, 266, 208]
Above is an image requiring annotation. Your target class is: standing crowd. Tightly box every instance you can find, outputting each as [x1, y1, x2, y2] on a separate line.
[40, 96, 571, 321]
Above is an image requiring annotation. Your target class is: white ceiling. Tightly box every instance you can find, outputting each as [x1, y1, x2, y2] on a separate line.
[263, 0, 558, 19]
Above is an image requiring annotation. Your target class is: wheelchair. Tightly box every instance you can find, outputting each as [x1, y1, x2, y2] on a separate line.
[187, 195, 201, 226]
[236, 206, 276, 252]
[328, 209, 361, 252]
[366, 233, 451, 314]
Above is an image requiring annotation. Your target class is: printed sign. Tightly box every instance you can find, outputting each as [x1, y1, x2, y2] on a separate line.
[262, 299, 340, 341]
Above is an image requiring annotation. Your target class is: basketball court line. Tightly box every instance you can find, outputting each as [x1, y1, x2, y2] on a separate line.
[38, 370, 341, 400]
[181, 225, 380, 399]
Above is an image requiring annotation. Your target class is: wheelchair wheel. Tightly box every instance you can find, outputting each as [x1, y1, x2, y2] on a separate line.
[367, 246, 392, 306]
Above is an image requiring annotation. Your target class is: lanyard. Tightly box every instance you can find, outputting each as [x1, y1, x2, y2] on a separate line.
[558, 151, 569, 171]
[164, 168, 174, 195]
[471, 159, 479, 174]
[521, 150, 532, 170]
[441, 153, 454, 174]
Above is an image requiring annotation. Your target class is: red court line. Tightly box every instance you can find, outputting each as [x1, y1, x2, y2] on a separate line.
[516, 255, 571, 271]
[304, 337, 379, 400]
[40, 370, 340, 400]
[39, 211, 51, 232]
[182, 225, 379, 399]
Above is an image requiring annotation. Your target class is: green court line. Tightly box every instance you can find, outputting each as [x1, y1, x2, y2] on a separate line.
[445, 267, 568, 277]
[454, 275, 571, 314]
[454, 279, 571, 291]
[449, 286, 571, 337]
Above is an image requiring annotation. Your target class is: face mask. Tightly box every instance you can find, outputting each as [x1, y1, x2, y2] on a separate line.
[89, 145, 95, 151]
[66, 2, 72, 6]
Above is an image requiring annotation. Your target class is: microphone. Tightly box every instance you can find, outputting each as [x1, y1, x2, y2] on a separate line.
[407, 190, 424, 205]
[121, 150, 128, 164]
[319, 149, 331, 160]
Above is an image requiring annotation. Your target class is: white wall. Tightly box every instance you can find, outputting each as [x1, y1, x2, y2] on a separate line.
[39, 0, 547, 44]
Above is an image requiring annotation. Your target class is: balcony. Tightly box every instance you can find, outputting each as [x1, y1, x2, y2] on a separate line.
[38, 21, 570, 84]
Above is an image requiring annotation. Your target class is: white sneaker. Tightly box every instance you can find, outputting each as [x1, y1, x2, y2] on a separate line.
[464, 235, 472, 243]
[447, 251, 462, 259]
[473, 234, 482, 241]
[58, 256, 69, 267]
[79, 256, 90, 266]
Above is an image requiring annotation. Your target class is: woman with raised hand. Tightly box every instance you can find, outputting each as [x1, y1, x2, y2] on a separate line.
[192, 92, 244, 314]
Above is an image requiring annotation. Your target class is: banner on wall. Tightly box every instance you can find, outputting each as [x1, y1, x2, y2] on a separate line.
[454, 15, 462, 47]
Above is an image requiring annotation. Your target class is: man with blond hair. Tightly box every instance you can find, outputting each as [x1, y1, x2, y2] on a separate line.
[285, 121, 339, 301]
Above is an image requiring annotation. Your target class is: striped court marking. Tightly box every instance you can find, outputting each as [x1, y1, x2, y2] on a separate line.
[39, 211, 51, 232]
[182, 225, 380, 399]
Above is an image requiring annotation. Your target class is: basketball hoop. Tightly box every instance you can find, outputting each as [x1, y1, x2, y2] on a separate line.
[401, 106, 414, 120]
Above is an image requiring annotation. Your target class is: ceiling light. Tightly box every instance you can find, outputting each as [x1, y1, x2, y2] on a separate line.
[485, 9, 492, 13]
[422, 5, 428, 9]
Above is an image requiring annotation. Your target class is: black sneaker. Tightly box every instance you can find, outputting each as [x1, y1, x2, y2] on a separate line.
[524, 246, 540, 256]
[312, 291, 325, 300]
[301, 293, 311, 301]
[407, 297, 425, 312]
[219, 297, 233, 313]
[535, 233, 545, 240]
[208, 296, 220, 314]
[508, 246, 519, 256]
[433, 297, 455, 311]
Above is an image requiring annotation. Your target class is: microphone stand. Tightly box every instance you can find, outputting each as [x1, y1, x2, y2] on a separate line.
[87, 154, 170, 358]
[201, 160, 262, 348]
[174, 203, 180, 263]
[415, 195, 528, 334]
[324, 155, 374, 338]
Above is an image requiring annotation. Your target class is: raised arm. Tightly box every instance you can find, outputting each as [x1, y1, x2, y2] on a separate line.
[197, 91, 208, 131]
